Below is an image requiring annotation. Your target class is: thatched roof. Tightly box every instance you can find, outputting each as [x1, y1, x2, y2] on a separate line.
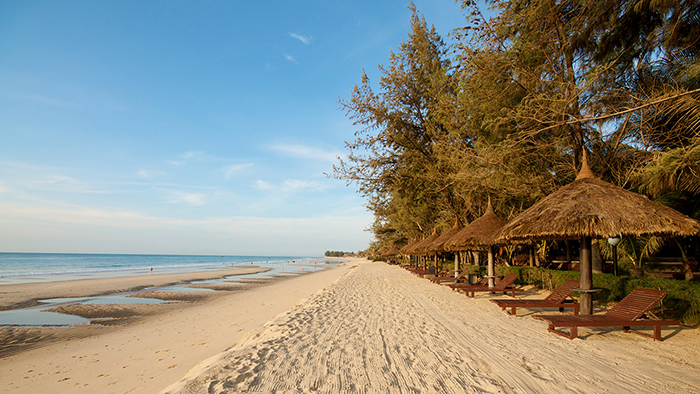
[381, 245, 401, 257]
[410, 228, 441, 256]
[398, 238, 421, 255]
[446, 199, 509, 251]
[423, 219, 464, 253]
[498, 159, 700, 242]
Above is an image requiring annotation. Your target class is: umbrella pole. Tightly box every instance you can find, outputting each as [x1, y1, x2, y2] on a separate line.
[580, 236, 593, 315]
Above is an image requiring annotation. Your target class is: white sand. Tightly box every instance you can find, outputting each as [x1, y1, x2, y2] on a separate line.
[0, 262, 355, 393]
[163, 261, 700, 394]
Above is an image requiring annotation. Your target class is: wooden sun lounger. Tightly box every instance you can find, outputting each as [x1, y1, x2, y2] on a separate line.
[453, 273, 524, 298]
[418, 267, 448, 278]
[490, 280, 580, 316]
[446, 276, 488, 289]
[429, 268, 470, 284]
[532, 288, 680, 341]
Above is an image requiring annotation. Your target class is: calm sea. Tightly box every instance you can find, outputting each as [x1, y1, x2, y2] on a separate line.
[0, 253, 317, 285]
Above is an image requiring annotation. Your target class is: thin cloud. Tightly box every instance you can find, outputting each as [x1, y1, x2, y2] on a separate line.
[223, 163, 253, 179]
[255, 180, 273, 190]
[290, 32, 312, 45]
[137, 169, 167, 179]
[269, 144, 340, 162]
[284, 54, 298, 64]
[254, 179, 329, 194]
[167, 151, 205, 166]
[30, 175, 107, 194]
[166, 191, 208, 206]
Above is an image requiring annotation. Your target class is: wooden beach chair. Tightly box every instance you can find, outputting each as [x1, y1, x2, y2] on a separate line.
[446, 276, 488, 290]
[429, 268, 470, 284]
[490, 280, 580, 316]
[453, 273, 524, 298]
[532, 288, 680, 341]
[417, 266, 448, 278]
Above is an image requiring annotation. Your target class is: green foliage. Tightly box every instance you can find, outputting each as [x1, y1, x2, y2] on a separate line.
[496, 266, 700, 325]
[324, 251, 351, 257]
[336, 1, 700, 258]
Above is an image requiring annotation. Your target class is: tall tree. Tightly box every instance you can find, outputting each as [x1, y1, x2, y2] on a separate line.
[334, 5, 460, 247]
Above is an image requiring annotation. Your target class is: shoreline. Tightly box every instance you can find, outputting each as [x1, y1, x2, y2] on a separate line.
[0, 266, 270, 310]
[0, 259, 359, 393]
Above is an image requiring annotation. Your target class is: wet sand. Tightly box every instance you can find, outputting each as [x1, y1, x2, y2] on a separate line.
[0, 267, 268, 310]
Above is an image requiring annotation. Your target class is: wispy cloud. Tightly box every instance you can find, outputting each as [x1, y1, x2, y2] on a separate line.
[254, 179, 328, 194]
[223, 163, 253, 179]
[255, 180, 273, 190]
[166, 191, 208, 206]
[284, 54, 298, 64]
[290, 32, 312, 45]
[268, 144, 340, 162]
[137, 169, 167, 179]
[31, 175, 107, 194]
[167, 151, 205, 166]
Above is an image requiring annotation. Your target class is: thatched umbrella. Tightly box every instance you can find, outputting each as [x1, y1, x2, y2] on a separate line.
[398, 238, 420, 266]
[424, 219, 464, 275]
[381, 245, 401, 258]
[446, 198, 508, 287]
[498, 156, 700, 314]
[410, 228, 441, 268]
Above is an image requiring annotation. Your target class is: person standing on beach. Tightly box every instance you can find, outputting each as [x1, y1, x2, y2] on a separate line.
[150, 267, 153, 274]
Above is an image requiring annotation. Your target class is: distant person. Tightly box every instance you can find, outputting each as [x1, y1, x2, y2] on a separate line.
[150, 267, 153, 274]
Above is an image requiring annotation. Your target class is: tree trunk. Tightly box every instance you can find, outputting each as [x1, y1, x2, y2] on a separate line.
[634, 262, 643, 278]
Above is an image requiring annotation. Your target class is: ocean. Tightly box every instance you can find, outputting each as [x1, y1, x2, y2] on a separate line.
[0, 253, 319, 285]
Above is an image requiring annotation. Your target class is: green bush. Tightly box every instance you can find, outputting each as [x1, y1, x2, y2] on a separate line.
[494, 266, 700, 326]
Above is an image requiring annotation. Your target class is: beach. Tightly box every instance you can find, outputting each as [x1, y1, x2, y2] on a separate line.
[2, 259, 700, 393]
[0, 261, 353, 393]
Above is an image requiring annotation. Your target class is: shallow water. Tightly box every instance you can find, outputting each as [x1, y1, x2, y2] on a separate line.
[0, 306, 89, 326]
[0, 260, 337, 327]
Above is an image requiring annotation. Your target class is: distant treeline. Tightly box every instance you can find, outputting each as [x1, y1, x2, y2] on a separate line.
[325, 251, 353, 257]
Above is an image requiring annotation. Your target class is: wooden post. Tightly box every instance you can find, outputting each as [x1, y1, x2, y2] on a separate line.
[487, 246, 495, 288]
[529, 245, 535, 267]
[454, 252, 460, 278]
[580, 236, 593, 315]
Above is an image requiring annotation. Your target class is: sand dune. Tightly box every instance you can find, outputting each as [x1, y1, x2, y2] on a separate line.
[163, 262, 700, 394]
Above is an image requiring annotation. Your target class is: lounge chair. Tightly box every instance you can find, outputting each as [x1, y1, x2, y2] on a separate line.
[490, 280, 580, 316]
[453, 273, 524, 298]
[446, 276, 489, 289]
[429, 268, 471, 284]
[417, 266, 448, 278]
[532, 288, 680, 341]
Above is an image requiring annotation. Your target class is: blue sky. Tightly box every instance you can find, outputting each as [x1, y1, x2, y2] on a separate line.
[0, 0, 467, 256]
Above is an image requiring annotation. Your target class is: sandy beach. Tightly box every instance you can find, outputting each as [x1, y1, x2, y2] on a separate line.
[0, 261, 354, 393]
[2, 259, 700, 393]
[163, 261, 700, 394]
